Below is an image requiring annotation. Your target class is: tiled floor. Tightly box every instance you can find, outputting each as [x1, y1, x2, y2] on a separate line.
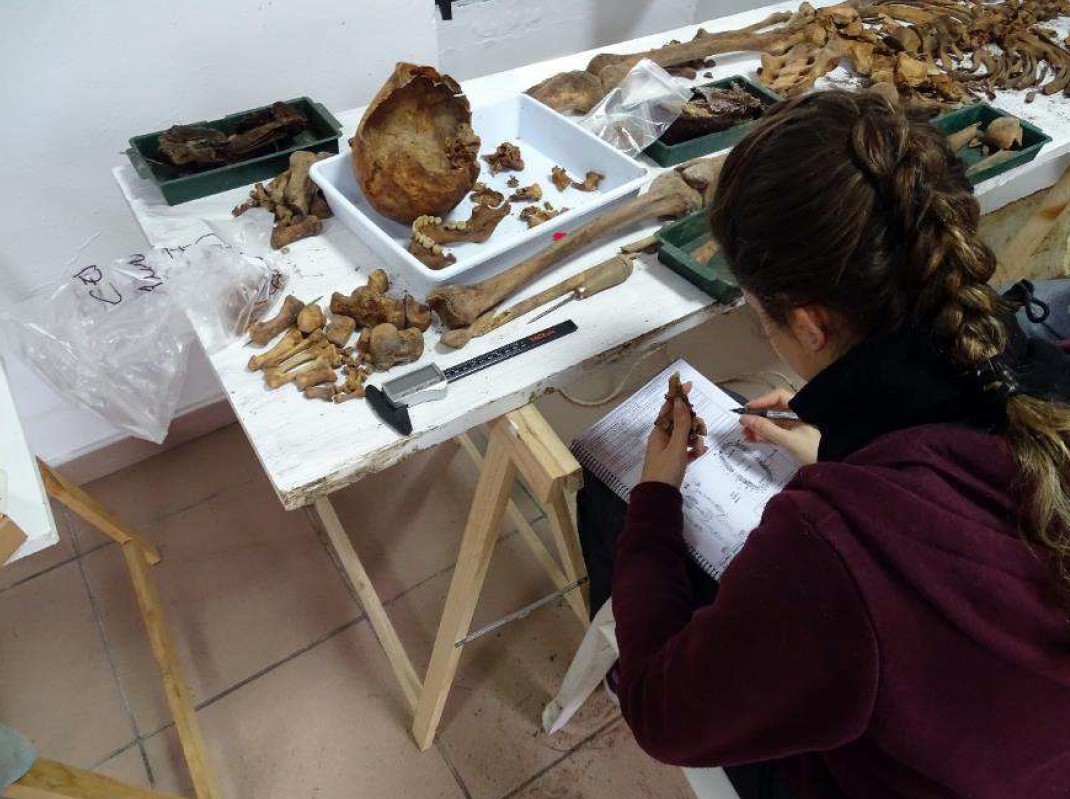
[0, 307, 783, 799]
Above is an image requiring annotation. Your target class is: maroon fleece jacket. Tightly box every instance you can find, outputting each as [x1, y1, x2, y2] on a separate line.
[614, 424, 1070, 799]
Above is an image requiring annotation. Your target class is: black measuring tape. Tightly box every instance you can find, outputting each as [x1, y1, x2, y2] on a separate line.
[444, 320, 578, 383]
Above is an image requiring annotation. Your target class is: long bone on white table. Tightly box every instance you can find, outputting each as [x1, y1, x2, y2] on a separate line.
[113, 0, 1070, 749]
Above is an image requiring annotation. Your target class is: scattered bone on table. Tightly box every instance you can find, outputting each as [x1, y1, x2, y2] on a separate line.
[482, 141, 525, 174]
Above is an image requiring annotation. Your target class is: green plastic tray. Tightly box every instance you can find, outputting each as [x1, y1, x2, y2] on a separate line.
[655, 209, 741, 304]
[126, 97, 342, 205]
[644, 76, 782, 167]
[932, 103, 1051, 185]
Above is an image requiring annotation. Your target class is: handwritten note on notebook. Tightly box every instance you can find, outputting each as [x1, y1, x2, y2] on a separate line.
[570, 359, 798, 578]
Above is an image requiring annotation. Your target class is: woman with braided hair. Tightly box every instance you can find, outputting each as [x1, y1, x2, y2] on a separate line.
[606, 90, 1070, 798]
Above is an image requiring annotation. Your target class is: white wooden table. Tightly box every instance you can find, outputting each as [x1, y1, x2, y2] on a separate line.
[112, 0, 1070, 749]
[0, 355, 58, 564]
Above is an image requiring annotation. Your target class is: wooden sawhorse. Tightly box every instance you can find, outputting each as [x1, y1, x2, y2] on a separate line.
[313, 403, 589, 750]
[0, 461, 224, 799]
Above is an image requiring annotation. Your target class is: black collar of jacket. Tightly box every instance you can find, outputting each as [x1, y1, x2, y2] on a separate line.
[789, 318, 1070, 462]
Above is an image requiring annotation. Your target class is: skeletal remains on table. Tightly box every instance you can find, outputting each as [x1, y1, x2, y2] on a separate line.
[944, 115, 1026, 177]
[158, 101, 308, 171]
[654, 371, 708, 443]
[246, 269, 430, 404]
[519, 202, 569, 228]
[232, 150, 334, 249]
[509, 183, 543, 203]
[351, 63, 481, 224]
[660, 82, 767, 145]
[551, 166, 604, 192]
[408, 201, 512, 269]
[526, 0, 1070, 113]
[482, 142, 525, 173]
[427, 164, 709, 329]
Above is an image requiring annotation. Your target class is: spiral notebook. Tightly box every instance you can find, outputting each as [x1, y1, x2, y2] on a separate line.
[570, 359, 798, 578]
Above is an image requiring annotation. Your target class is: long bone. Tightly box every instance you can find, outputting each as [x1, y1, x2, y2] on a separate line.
[427, 171, 702, 329]
[247, 327, 303, 371]
[255, 330, 327, 373]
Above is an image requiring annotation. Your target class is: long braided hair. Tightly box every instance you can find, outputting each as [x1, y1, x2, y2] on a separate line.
[709, 89, 1070, 606]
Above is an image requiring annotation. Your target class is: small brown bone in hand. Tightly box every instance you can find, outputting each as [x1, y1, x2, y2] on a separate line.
[325, 315, 357, 347]
[297, 303, 326, 334]
[248, 295, 304, 346]
[509, 183, 543, 203]
[654, 372, 707, 442]
[551, 166, 604, 192]
[248, 327, 303, 371]
[482, 142, 525, 174]
[367, 324, 424, 371]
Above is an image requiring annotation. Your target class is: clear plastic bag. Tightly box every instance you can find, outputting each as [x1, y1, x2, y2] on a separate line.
[0, 254, 194, 444]
[166, 233, 287, 354]
[578, 58, 691, 156]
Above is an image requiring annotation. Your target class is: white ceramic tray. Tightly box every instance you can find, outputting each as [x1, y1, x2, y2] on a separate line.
[310, 93, 649, 297]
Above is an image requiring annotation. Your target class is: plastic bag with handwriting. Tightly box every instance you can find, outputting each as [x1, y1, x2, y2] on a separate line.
[0, 254, 193, 443]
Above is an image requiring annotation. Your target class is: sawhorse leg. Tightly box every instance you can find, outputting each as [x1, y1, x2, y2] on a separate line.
[312, 403, 588, 751]
[36, 460, 222, 799]
[412, 405, 587, 750]
[5, 759, 187, 799]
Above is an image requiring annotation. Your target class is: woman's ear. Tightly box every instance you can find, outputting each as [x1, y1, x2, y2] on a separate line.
[785, 304, 836, 354]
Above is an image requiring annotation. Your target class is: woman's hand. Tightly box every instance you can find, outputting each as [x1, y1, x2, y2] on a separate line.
[641, 383, 708, 489]
[738, 389, 820, 466]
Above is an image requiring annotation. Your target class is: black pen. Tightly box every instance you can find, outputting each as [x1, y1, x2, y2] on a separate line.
[731, 407, 801, 422]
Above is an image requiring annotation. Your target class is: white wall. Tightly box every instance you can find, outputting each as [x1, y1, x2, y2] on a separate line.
[438, 0, 698, 79]
[0, 0, 438, 464]
[0, 0, 770, 469]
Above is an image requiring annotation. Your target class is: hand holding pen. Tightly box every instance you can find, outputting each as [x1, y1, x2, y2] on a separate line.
[735, 389, 821, 467]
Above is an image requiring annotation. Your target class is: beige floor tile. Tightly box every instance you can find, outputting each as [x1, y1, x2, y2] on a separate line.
[80, 477, 360, 736]
[0, 561, 135, 767]
[326, 439, 543, 605]
[388, 531, 619, 799]
[92, 744, 151, 789]
[70, 424, 263, 552]
[512, 720, 696, 799]
[0, 500, 76, 592]
[142, 623, 466, 799]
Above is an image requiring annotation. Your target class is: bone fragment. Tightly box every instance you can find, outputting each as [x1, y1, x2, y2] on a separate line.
[304, 384, 339, 401]
[427, 171, 702, 329]
[248, 327, 303, 371]
[367, 324, 425, 371]
[294, 360, 339, 391]
[248, 295, 304, 346]
[982, 117, 1023, 151]
[297, 303, 326, 334]
[946, 122, 981, 152]
[325, 316, 357, 347]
